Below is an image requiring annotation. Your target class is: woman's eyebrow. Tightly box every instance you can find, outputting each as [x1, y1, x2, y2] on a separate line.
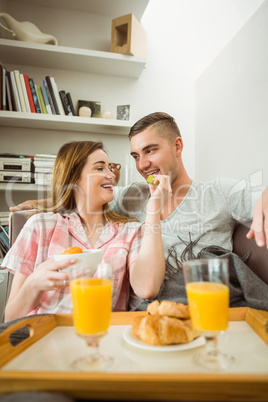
[93, 160, 106, 165]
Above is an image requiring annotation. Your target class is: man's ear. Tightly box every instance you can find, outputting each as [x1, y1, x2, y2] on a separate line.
[174, 137, 183, 157]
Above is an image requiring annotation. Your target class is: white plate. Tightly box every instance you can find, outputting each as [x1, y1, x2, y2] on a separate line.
[123, 326, 205, 352]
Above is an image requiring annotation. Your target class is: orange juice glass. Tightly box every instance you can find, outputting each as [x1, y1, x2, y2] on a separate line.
[71, 278, 112, 335]
[186, 282, 229, 331]
[183, 258, 234, 371]
[69, 262, 113, 371]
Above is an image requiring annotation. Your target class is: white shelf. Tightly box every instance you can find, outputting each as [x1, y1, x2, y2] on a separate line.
[0, 111, 132, 135]
[0, 39, 146, 78]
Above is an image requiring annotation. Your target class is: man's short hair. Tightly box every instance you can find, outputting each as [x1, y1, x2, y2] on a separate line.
[128, 112, 181, 143]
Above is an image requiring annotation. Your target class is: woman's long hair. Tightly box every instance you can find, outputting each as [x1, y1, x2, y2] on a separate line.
[39, 141, 137, 223]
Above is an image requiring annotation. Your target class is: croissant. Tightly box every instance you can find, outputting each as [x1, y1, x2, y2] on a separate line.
[147, 300, 190, 319]
[132, 314, 200, 346]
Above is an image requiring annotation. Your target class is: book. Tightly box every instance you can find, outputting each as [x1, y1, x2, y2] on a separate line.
[7, 71, 16, 111]
[0, 211, 9, 226]
[49, 77, 65, 116]
[59, 90, 73, 116]
[34, 160, 55, 168]
[34, 153, 57, 159]
[6, 72, 15, 111]
[36, 85, 47, 114]
[0, 225, 9, 249]
[28, 78, 41, 113]
[35, 85, 42, 112]
[41, 85, 52, 114]
[10, 71, 21, 111]
[1, 66, 7, 111]
[34, 167, 54, 173]
[66, 93, 76, 116]
[5, 74, 13, 111]
[43, 78, 56, 114]
[0, 224, 9, 257]
[20, 73, 31, 113]
[45, 76, 60, 115]
[14, 70, 27, 112]
[0, 64, 2, 110]
[24, 74, 36, 113]
[34, 172, 52, 186]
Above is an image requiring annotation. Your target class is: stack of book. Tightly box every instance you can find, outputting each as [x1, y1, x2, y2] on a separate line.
[0, 212, 9, 226]
[34, 154, 56, 186]
[0, 64, 76, 116]
[0, 224, 9, 259]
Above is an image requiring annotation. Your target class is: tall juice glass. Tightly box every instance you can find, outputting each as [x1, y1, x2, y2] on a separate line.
[69, 262, 113, 371]
[183, 258, 235, 371]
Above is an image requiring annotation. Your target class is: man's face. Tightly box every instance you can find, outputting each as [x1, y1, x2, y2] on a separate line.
[130, 127, 180, 184]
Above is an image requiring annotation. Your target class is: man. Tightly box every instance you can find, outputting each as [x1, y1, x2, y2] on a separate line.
[111, 112, 268, 309]
[10, 112, 268, 310]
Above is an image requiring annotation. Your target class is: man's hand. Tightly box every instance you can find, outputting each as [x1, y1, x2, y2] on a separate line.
[9, 198, 50, 212]
[247, 187, 268, 248]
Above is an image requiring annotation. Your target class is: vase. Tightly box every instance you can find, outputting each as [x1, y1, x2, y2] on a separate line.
[0, 13, 58, 45]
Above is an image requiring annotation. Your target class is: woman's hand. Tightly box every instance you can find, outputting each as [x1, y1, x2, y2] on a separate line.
[146, 175, 172, 215]
[27, 257, 77, 291]
[5, 256, 77, 322]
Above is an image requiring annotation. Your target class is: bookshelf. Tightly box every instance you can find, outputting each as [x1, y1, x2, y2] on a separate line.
[0, 111, 132, 135]
[0, 0, 149, 212]
[0, 39, 146, 79]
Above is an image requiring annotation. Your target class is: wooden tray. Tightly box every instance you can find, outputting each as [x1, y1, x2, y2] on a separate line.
[0, 307, 268, 401]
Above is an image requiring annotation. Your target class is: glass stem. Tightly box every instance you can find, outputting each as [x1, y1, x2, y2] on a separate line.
[204, 334, 219, 357]
[86, 340, 100, 362]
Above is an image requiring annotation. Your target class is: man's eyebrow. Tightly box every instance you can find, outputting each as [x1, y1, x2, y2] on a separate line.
[93, 160, 105, 165]
[130, 143, 159, 156]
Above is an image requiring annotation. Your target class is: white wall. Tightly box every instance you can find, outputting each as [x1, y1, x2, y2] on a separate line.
[131, 0, 264, 182]
[0, 0, 265, 189]
[195, 1, 268, 185]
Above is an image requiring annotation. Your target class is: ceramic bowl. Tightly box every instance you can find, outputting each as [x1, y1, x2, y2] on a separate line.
[54, 249, 103, 276]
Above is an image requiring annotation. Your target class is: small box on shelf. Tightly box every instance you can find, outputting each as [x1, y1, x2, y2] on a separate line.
[111, 14, 147, 58]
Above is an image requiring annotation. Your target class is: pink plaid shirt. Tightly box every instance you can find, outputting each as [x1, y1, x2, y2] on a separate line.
[2, 212, 143, 314]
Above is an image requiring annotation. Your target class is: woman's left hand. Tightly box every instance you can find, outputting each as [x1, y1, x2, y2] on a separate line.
[147, 175, 172, 214]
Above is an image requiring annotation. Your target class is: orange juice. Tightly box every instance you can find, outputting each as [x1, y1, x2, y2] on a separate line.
[186, 282, 229, 331]
[70, 278, 112, 335]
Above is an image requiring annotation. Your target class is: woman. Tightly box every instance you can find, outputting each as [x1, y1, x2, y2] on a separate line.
[2, 141, 171, 321]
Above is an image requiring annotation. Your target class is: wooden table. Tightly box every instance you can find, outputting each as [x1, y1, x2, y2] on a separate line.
[0, 308, 268, 401]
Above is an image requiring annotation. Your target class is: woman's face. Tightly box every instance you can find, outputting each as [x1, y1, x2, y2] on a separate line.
[75, 149, 116, 213]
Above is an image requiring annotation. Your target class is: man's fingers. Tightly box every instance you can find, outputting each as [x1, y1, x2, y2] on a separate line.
[248, 217, 265, 247]
[246, 228, 254, 239]
[9, 202, 34, 212]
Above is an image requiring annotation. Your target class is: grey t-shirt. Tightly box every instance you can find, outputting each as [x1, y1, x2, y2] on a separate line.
[110, 177, 263, 310]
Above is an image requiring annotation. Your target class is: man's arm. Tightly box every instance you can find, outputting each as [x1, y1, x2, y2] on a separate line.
[247, 187, 268, 248]
[9, 198, 51, 212]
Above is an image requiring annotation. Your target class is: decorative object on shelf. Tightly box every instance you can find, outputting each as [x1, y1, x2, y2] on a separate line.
[78, 100, 101, 118]
[0, 13, 58, 45]
[109, 163, 121, 185]
[117, 105, 130, 120]
[111, 14, 146, 57]
[79, 106, 92, 118]
[101, 110, 113, 119]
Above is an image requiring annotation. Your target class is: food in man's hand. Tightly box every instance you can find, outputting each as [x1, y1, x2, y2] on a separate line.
[147, 174, 159, 186]
[132, 300, 200, 346]
[61, 247, 83, 255]
[147, 300, 190, 319]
